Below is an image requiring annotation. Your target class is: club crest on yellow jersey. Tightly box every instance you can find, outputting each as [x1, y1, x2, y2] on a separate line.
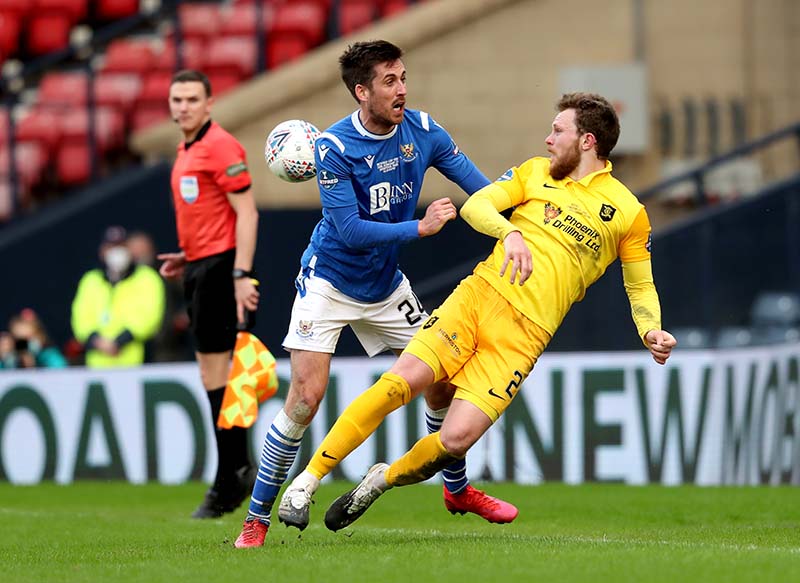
[543, 202, 562, 224]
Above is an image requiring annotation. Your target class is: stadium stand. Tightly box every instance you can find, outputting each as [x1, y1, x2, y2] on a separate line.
[0, 0, 426, 220]
[669, 327, 713, 350]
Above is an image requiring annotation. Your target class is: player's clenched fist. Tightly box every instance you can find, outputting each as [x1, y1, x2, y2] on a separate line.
[418, 197, 457, 237]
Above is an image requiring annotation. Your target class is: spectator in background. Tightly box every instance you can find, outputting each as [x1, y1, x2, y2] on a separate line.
[128, 230, 192, 362]
[71, 225, 166, 368]
[127, 230, 158, 267]
[0, 308, 67, 369]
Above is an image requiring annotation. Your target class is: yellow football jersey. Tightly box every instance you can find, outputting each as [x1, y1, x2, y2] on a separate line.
[466, 157, 654, 337]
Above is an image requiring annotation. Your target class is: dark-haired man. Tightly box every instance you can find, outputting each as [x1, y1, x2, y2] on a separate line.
[234, 40, 515, 549]
[158, 70, 260, 519]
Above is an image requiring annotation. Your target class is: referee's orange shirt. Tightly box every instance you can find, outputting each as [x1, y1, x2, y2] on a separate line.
[170, 121, 252, 261]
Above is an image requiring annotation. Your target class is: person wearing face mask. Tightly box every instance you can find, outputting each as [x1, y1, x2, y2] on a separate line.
[70, 226, 166, 368]
[0, 308, 67, 369]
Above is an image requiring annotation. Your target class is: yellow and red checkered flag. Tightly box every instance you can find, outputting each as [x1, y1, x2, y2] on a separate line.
[217, 331, 278, 429]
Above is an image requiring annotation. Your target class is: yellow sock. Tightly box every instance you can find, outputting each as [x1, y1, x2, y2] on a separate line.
[307, 372, 412, 480]
[385, 432, 462, 487]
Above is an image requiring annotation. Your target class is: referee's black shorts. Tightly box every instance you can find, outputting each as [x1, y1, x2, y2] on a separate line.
[184, 249, 237, 353]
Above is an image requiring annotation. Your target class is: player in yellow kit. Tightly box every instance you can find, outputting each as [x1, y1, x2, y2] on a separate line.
[280, 92, 677, 531]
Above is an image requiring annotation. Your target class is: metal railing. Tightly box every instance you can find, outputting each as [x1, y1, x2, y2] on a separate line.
[637, 120, 800, 205]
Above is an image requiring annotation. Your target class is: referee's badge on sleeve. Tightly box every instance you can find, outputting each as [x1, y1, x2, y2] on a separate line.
[180, 176, 199, 204]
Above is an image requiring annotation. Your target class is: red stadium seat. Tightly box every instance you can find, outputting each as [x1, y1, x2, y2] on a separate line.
[96, 0, 140, 20]
[131, 104, 169, 132]
[207, 72, 242, 97]
[337, 0, 377, 37]
[271, 1, 327, 48]
[102, 38, 156, 74]
[0, 0, 32, 16]
[0, 142, 47, 190]
[59, 107, 126, 152]
[130, 102, 169, 132]
[204, 36, 257, 80]
[381, 0, 410, 17]
[34, 0, 88, 24]
[26, 11, 73, 56]
[138, 70, 172, 101]
[94, 73, 142, 113]
[0, 11, 21, 59]
[132, 70, 172, 131]
[156, 38, 205, 72]
[266, 33, 311, 69]
[55, 141, 91, 185]
[219, 2, 273, 37]
[15, 108, 63, 155]
[37, 71, 88, 108]
[177, 3, 222, 42]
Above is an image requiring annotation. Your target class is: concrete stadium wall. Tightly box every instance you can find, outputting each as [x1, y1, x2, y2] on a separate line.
[132, 0, 800, 220]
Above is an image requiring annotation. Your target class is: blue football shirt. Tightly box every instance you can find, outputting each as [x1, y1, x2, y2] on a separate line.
[296, 109, 489, 303]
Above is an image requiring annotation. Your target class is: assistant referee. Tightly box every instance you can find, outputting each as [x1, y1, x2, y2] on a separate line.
[158, 70, 260, 519]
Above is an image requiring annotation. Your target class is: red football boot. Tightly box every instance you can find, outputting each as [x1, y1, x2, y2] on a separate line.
[234, 519, 269, 549]
[443, 485, 519, 524]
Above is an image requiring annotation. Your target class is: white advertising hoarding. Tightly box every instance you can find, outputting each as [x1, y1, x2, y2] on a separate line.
[1, 344, 798, 485]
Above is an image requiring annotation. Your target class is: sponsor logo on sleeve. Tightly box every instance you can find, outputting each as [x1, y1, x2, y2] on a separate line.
[646, 233, 652, 253]
[318, 170, 339, 190]
[225, 162, 248, 177]
[497, 169, 514, 182]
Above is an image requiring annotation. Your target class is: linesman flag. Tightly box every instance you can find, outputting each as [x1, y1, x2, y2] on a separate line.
[217, 331, 278, 429]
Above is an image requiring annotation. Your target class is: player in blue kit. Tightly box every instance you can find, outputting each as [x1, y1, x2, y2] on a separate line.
[235, 40, 517, 549]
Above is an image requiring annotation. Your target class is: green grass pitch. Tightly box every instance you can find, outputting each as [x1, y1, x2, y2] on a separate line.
[1, 482, 798, 582]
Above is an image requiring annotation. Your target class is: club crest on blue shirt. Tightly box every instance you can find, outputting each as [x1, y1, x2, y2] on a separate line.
[400, 143, 417, 162]
[179, 176, 199, 204]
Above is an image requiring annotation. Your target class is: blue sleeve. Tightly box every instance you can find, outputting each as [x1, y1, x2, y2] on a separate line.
[326, 204, 419, 248]
[316, 137, 419, 249]
[429, 119, 491, 195]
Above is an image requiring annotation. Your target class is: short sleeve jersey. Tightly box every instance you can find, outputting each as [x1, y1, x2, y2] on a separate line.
[170, 121, 252, 261]
[300, 109, 488, 302]
[474, 157, 652, 335]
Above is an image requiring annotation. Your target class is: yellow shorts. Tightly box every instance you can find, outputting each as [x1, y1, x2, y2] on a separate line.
[405, 274, 550, 422]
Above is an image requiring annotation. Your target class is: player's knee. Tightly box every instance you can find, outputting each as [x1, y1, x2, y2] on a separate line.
[286, 380, 326, 422]
[438, 429, 472, 458]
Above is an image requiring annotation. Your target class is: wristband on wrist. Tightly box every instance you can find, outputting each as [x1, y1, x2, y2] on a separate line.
[232, 268, 253, 279]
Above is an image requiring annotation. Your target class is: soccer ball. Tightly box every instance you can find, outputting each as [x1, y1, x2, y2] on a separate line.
[264, 119, 321, 183]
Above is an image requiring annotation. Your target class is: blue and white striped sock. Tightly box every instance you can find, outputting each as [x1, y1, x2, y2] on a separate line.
[425, 405, 468, 494]
[246, 409, 306, 525]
